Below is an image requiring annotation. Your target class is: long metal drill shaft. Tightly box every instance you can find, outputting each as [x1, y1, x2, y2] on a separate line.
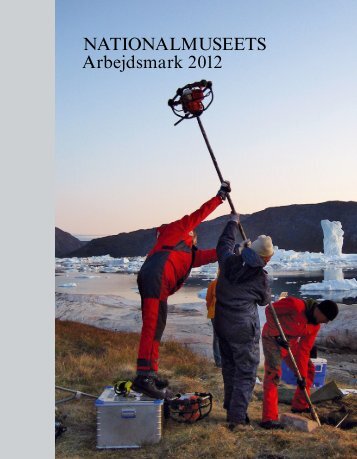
[196, 116, 247, 240]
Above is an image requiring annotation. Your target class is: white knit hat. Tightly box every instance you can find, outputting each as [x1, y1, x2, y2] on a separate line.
[250, 235, 274, 257]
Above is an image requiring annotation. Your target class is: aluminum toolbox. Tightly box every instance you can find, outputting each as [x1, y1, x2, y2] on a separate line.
[96, 386, 164, 449]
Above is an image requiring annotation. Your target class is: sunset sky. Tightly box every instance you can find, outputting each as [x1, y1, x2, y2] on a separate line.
[56, 0, 357, 237]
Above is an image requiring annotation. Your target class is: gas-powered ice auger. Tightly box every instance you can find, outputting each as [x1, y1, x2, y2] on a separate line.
[168, 79, 214, 125]
[168, 81, 321, 426]
[168, 80, 246, 241]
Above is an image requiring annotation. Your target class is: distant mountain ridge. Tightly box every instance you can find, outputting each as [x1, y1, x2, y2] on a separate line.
[55, 228, 86, 258]
[58, 201, 357, 258]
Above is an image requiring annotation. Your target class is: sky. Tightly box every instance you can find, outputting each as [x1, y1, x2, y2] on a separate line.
[56, 0, 357, 237]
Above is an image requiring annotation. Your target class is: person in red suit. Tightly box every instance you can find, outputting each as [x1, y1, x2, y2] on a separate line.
[261, 296, 339, 429]
[133, 181, 231, 398]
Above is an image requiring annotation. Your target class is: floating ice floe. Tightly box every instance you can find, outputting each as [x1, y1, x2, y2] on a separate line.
[301, 278, 357, 292]
[191, 263, 218, 279]
[55, 249, 357, 280]
[100, 266, 120, 273]
[300, 265, 357, 294]
[55, 220, 357, 290]
[55, 255, 145, 275]
[74, 275, 101, 279]
[267, 249, 357, 272]
[58, 283, 77, 288]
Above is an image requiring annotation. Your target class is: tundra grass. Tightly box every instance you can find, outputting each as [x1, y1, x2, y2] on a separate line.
[55, 320, 356, 459]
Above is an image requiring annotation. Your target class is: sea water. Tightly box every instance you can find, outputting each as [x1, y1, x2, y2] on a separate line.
[55, 270, 357, 305]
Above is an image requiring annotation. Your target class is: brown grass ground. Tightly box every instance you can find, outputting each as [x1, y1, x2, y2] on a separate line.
[55, 320, 357, 459]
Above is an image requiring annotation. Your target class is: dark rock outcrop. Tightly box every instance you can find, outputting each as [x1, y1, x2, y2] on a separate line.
[66, 201, 357, 258]
[67, 228, 157, 258]
[55, 227, 86, 258]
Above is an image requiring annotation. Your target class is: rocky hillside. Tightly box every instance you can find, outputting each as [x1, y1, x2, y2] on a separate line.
[55, 227, 86, 258]
[60, 201, 357, 258]
[62, 214, 249, 258]
[238, 201, 357, 253]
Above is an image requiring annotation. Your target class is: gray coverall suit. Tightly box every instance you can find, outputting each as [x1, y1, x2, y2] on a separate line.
[214, 220, 271, 424]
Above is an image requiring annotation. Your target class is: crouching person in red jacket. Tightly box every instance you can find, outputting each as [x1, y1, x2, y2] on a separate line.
[132, 181, 231, 399]
[261, 296, 339, 429]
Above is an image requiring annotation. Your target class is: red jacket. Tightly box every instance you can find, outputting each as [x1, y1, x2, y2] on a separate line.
[142, 196, 223, 296]
[263, 297, 320, 338]
[262, 296, 320, 377]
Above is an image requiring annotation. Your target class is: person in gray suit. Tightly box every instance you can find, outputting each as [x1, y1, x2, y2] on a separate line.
[214, 213, 273, 430]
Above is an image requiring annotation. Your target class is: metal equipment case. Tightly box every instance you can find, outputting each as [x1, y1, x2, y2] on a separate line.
[96, 386, 164, 449]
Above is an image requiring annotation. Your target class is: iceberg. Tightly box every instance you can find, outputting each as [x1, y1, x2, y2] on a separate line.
[321, 219, 343, 257]
[298, 222, 357, 293]
[301, 278, 357, 292]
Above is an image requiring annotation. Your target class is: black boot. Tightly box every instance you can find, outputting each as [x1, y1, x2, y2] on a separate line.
[260, 420, 284, 430]
[132, 375, 166, 399]
[153, 376, 169, 389]
[228, 414, 253, 431]
[227, 413, 250, 424]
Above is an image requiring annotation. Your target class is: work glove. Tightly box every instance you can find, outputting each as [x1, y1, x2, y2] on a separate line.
[234, 238, 251, 255]
[275, 336, 290, 350]
[297, 377, 307, 390]
[217, 180, 231, 200]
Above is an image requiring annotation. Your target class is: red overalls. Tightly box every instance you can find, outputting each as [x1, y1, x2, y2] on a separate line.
[136, 196, 223, 373]
[262, 297, 320, 422]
